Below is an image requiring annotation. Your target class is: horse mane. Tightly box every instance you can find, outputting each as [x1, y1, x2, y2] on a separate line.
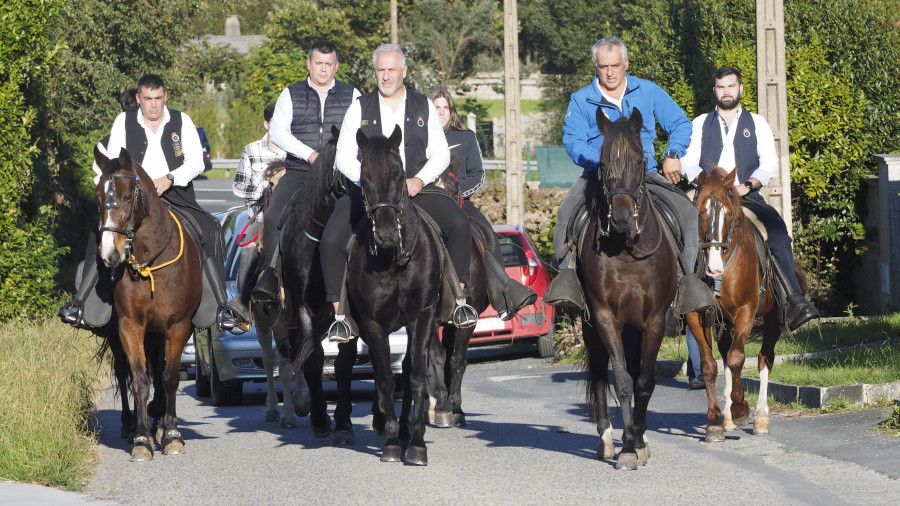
[360, 134, 403, 191]
[600, 117, 644, 180]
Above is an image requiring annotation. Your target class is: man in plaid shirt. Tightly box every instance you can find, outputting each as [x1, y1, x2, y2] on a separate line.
[229, 102, 285, 324]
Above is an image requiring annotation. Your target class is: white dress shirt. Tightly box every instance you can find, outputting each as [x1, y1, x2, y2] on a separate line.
[334, 88, 450, 185]
[104, 107, 205, 187]
[269, 78, 362, 162]
[681, 105, 778, 186]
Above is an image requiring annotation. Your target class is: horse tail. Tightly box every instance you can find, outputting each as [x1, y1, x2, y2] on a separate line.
[793, 259, 810, 295]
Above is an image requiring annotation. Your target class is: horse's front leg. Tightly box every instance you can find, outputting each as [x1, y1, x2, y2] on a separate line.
[723, 307, 754, 430]
[333, 338, 359, 444]
[753, 314, 782, 435]
[159, 321, 192, 456]
[632, 310, 667, 467]
[446, 324, 473, 427]
[362, 321, 401, 462]
[119, 321, 153, 461]
[426, 325, 453, 428]
[582, 320, 614, 461]
[403, 311, 437, 466]
[256, 325, 285, 425]
[685, 310, 724, 441]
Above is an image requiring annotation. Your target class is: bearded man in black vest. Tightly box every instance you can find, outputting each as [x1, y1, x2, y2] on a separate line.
[59, 74, 240, 332]
[679, 66, 819, 385]
[319, 43, 477, 342]
[251, 41, 361, 307]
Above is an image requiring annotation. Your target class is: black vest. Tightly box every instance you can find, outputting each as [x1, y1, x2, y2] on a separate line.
[285, 79, 355, 171]
[699, 110, 759, 184]
[123, 108, 185, 171]
[358, 89, 430, 179]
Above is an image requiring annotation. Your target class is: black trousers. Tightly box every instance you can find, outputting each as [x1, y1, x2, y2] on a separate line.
[320, 186, 472, 303]
[260, 169, 315, 271]
[462, 198, 503, 265]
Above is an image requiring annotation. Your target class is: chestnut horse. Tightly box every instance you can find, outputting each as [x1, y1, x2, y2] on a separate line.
[579, 109, 677, 470]
[95, 147, 201, 461]
[685, 166, 798, 441]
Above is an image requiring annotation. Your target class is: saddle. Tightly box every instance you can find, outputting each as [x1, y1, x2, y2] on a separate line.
[166, 205, 220, 328]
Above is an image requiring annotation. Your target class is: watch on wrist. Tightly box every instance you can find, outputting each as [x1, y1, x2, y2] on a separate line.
[664, 150, 680, 159]
[166, 173, 174, 183]
[743, 180, 754, 191]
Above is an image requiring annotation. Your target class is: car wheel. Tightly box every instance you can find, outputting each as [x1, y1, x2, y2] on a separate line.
[210, 346, 243, 406]
[537, 315, 557, 359]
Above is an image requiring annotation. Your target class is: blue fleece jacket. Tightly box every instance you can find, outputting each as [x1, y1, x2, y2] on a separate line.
[562, 74, 691, 174]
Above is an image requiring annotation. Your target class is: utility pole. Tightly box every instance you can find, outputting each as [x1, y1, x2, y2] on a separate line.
[503, 0, 523, 226]
[756, 0, 792, 235]
[390, 0, 398, 45]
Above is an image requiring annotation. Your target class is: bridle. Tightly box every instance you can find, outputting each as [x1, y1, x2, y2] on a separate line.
[361, 183, 414, 266]
[98, 169, 146, 261]
[598, 149, 650, 238]
[698, 192, 738, 269]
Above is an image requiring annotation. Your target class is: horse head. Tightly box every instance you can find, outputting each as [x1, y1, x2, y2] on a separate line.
[358, 125, 406, 254]
[596, 107, 647, 240]
[95, 147, 150, 269]
[695, 166, 741, 277]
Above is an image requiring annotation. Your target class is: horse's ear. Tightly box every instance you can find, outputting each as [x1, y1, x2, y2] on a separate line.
[388, 125, 402, 149]
[118, 148, 132, 169]
[356, 129, 369, 150]
[724, 166, 737, 187]
[596, 106, 612, 135]
[628, 108, 643, 135]
[331, 125, 340, 142]
[94, 145, 109, 171]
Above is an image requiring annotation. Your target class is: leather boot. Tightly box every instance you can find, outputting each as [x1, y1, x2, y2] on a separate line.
[251, 266, 280, 306]
[229, 245, 258, 328]
[503, 279, 538, 320]
[770, 259, 819, 331]
[674, 272, 717, 315]
[202, 257, 240, 332]
[544, 268, 585, 311]
[58, 260, 101, 328]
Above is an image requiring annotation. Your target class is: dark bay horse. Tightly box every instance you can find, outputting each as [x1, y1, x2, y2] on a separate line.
[95, 147, 201, 461]
[579, 109, 677, 470]
[347, 126, 449, 465]
[685, 166, 799, 441]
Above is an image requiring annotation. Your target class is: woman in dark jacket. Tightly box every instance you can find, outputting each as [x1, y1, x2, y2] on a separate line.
[429, 87, 536, 320]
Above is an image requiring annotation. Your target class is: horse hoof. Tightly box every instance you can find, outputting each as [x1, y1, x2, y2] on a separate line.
[381, 444, 403, 462]
[404, 445, 428, 466]
[706, 425, 726, 442]
[733, 414, 750, 427]
[292, 387, 311, 418]
[636, 446, 649, 466]
[281, 416, 297, 429]
[333, 429, 355, 446]
[433, 411, 453, 428]
[753, 417, 770, 435]
[597, 442, 615, 461]
[615, 452, 639, 470]
[723, 420, 739, 431]
[163, 440, 185, 455]
[265, 410, 280, 423]
[130, 446, 153, 462]
[453, 413, 468, 428]
[310, 418, 332, 438]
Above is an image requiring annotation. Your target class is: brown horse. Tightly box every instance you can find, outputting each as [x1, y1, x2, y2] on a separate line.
[685, 166, 795, 442]
[579, 108, 677, 470]
[95, 147, 201, 461]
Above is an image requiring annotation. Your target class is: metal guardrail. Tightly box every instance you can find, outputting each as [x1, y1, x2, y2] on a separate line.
[212, 159, 538, 172]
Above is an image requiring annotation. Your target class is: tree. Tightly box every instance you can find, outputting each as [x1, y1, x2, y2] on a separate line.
[404, 0, 497, 91]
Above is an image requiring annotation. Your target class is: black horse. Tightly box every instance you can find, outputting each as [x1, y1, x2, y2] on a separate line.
[579, 109, 678, 470]
[345, 126, 449, 465]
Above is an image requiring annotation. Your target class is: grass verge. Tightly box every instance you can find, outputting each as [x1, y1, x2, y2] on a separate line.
[0, 316, 107, 490]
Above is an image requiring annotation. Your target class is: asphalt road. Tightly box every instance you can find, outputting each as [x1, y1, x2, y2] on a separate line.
[66, 346, 897, 505]
[194, 177, 242, 215]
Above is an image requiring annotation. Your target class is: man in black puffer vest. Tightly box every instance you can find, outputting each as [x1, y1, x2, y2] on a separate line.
[59, 74, 240, 332]
[319, 44, 477, 342]
[252, 41, 361, 304]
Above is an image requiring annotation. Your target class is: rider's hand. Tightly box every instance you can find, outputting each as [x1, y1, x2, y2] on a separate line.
[661, 157, 682, 184]
[406, 177, 424, 197]
[308, 151, 319, 165]
[152, 176, 173, 196]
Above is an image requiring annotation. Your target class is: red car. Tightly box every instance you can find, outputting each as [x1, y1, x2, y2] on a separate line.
[468, 224, 557, 358]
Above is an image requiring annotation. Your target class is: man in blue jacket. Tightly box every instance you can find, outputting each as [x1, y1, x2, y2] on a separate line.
[546, 36, 713, 315]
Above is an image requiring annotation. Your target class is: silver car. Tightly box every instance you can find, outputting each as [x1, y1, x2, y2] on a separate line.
[193, 205, 407, 406]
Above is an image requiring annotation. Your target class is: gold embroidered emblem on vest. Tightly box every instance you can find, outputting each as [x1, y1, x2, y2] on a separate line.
[361, 120, 368, 126]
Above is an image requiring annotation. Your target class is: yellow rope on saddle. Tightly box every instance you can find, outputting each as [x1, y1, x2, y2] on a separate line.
[128, 209, 185, 295]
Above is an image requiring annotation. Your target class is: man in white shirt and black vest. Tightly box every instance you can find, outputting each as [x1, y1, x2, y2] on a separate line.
[252, 41, 361, 304]
[680, 66, 819, 385]
[319, 43, 476, 342]
[59, 74, 240, 331]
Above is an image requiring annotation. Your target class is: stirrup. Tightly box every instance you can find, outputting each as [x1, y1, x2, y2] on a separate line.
[58, 300, 88, 329]
[217, 305, 240, 332]
[499, 282, 538, 321]
[544, 268, 585, 311]
[451, 299, 478, 328]
[327, 315, 353, 343]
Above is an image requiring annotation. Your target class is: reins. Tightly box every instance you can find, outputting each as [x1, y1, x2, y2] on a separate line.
[127, 209, 185, 296]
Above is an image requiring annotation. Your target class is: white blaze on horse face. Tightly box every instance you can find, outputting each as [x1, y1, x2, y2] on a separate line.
[706, 200, 726, 277]
[99, 180, 122, 262]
